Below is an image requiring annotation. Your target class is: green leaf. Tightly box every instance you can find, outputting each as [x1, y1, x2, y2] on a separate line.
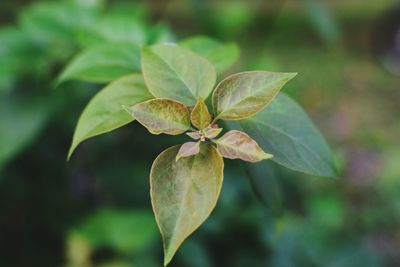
[19, 1, 98, 45]
[141, 43, 216, 105]
[150, 144, 224, 265]
[212, 71, 297, 120]
[213, 130, 272, 162]
[235, 93, 336, 177]
[125, 98, 190, 135]
[180, 36, 240, 74]
[73, 208, 157, 253]
[58, 43, 141, 84]
[68, 75, 152, 160]
[176, 141, 201, 161]
[244, 161, 283, 215]
[91, 15, 147, 45]
[190, 97, 211, 130]
[0, 97, 48, 173]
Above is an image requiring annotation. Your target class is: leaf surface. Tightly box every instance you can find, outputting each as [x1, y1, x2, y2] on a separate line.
[204, 127, 223, 139]
[214, 130, 272, 162]
[151, 144, 224, 266]
[176, 142, 201, 161]
[125, 98, 190, 135]
[180, 36, 239, 74]
[141, 43, 216, 105]
[233, 93, 336, 177]
[244, 161, 283, 215]
[186, 132, 201, 140]
[212, 71, 297, 120]
[68, 75, 152, 159]
[190, 97, 211, 130]
[58, 43, 141, 84]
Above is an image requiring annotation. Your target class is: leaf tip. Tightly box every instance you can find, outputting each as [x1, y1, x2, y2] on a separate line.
[288, 72, 298, 79]
[52, 77, 63, 89]
[327, 164, 339, 178]
[122, 104, 136, 118]
[121, 104, 130, 113]
[66, 146, 75, 162]
[263, 153, 274, 160]
[163, 258, 171, 266]
[163, 245, 176, 266]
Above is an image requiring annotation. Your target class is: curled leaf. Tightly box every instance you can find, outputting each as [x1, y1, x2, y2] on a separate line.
[125, 98, 190, 135]
[190, 97, 211, 130]
[176, 141, 200, 161]
[212, 71, 297, 120]
[141, 43, 216, 106]
[151, 144, 224, 265]
[214, 130, 272, 162]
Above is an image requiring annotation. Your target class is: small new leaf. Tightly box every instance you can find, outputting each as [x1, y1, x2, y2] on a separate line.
[125, 99, 190, 135]
[190, 97, 211, 130]
[186, 131, 201, 140]
[204, 127, 223, 139]
[176, 141, 200, 161]
[212, 71, 297, 120]
[151, 144, 224, 265]
[214, 130, 273, 162]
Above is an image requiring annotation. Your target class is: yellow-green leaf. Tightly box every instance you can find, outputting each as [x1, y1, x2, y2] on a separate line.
[190, 97, 211, 130]
[68, 75, 152, 160]
[212, 71, 297, 120]
[141, 43, 216, 106]
[125, 98, 190, 135]
[150, 144, 224, 266]
[176, 141, 200, 161]
[213, 130, 272, 162]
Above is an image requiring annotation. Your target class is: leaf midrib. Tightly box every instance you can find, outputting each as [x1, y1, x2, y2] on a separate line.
[167, 154, 197, 256]
[217, 77, 285, 119]
[137, 109, 189, 132]
[215, 139, 260, 159]
[153, 50, 197, 100]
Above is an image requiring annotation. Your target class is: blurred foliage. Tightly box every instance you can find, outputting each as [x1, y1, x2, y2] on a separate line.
[0, 0, 173, 172]
[0, 0, 400, 267]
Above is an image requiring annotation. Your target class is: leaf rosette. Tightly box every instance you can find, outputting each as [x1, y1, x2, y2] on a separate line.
[64, 41, 335, 266]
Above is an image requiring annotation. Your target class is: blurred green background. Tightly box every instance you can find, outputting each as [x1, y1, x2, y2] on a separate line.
[1, 0, 400, 266]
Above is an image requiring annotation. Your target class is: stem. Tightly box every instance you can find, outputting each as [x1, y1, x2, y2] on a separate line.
[211, 116, 219, 125]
